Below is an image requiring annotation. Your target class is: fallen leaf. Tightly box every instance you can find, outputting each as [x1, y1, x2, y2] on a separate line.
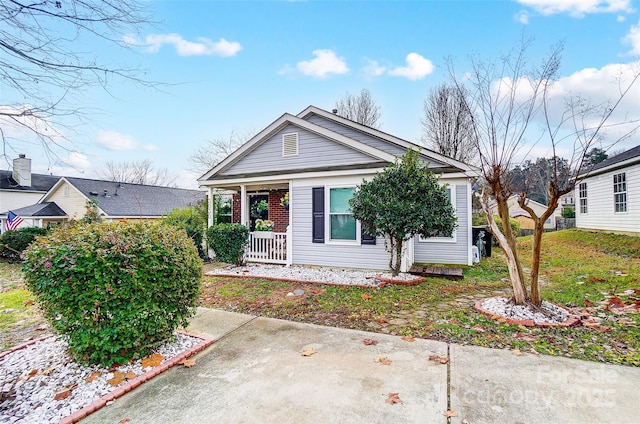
[85, 371, 102, 382]
[401, 336, 415, 342]
[301, 348, 316, 357]
[443, 409, 458, 417]
[530, 348, 540, 355]
[385, 392, 403, 404]
[375, 318, 388, 324]
[515, 332, 537, 342]
[361, 294, 372, 300]
[363, 338, 378, 346]
[584, 299, 594, 307]
[180, 359, 196, 368]
[119, 418, 131, 424]
[375, 357, 392, 365]
[40, 368, 54, 376]
[141, 353, 164, 368]
[472, 324, 486, 333]
[107, 371, 127, 386]
[512, 349, 523, 356]
[54, 387, 73, 401]
[124, 371, 136, 380]
[27, 369, 38, 378]
[608, 297, 626, 308]
[24, 299, 34, 306]
[428, 355, 449, 364]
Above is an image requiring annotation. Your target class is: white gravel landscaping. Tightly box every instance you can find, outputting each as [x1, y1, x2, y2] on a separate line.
[0, 333, 204, 424]
[206, 264, 419, 287]
[479, 297, 570, 324]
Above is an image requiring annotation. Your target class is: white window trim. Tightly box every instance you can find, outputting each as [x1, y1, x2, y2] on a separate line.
[579, 182, 588, 215]
[325, 185, 360, 245]
[419, 185, 457, 243]
[613, 172, 627, 214]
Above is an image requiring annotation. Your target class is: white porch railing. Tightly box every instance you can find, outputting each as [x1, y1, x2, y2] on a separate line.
[246, 231, 288, 264]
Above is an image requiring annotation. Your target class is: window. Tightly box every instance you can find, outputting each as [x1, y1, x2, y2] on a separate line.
[579, 183, 588, 214]
[329, 187, 356, 241]
[216, 195, 232, 224]
[614, 173, 627, 213]
[282, 132, 298, 157]
[420, 186, 457, 243]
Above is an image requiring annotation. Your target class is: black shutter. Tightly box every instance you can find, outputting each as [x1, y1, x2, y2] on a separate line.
[361, 228, 376, 245]
[312, 187, 324, 243]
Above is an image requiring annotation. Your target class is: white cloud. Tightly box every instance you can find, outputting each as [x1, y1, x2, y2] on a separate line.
[363, 58, 387, 77]
[281, 49, 349, 78]
[63, 152, 91, 170]
[623, 19, 640, 55]
[95, 130, 157, 152]
[515, 10, 530, 24]
[126, 33, 242, 57]
[516, 0, 634, 17]
[388, 53, 434, 81]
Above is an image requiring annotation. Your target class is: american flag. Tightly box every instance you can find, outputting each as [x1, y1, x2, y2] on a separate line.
[5, 211, 23, 231]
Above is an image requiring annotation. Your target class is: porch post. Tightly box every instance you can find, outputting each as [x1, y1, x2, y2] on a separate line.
[207, 187, 214, 228]
[286, 180, 293, 266]
[240, 185, 247, 227]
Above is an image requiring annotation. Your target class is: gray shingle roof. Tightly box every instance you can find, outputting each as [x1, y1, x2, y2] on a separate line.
[584, 145, 640, 176]
[0, 170, 59, 192]
[8, 202, 66, 217]
[64, 177, 206, 217]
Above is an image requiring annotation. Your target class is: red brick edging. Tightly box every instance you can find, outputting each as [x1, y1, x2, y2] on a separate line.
[474, 298, 581, 327]
[0, 331, 215, 424]
[375, 274, 425, 286]
[206, 272, 383, 289]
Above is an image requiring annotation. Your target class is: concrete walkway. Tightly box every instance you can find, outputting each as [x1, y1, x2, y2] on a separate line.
[82, 308, 640, 424]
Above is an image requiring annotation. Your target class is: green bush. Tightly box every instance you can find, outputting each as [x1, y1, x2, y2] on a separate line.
[0, 227, 49, 261]
[22, 222, 202, 366]
[562, 207, 576, 218]
[164, 205, 207, 259]
[494, 215, 521, 237]
[206, 223, 249, 265]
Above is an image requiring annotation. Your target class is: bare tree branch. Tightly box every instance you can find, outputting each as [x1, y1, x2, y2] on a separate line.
[335, 89, 382, 129]
[97, 160, 177, 187]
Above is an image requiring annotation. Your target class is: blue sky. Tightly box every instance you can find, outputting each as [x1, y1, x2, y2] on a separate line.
[4, 0, 640, 188]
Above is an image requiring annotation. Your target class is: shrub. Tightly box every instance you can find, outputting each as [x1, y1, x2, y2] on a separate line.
[494, 215, 521, 237]
[562, 207, 576, 218]
[0, 227, 49, 261]
[22, 222, 202, 366]
[164, 204, 207, 259]
[206, 223, 249, 265]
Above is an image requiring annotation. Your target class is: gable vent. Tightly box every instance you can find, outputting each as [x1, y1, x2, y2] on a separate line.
[282, 132, 299, 157]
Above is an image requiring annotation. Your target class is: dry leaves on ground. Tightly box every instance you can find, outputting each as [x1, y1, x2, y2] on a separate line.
[141, 353, 164, 368]
[301, 348, 316, 357]
[428, 354, 449, 365]
[107, 371, 136, 386]
[85, 371, 102, 382]
[401, 336, 415, 342]
[385, 392, 403, 404]
[179, 359, 196, 368]
[363, 338, 378, 346]
[375, 357, 392, 365]
[443, 409, 458, 417]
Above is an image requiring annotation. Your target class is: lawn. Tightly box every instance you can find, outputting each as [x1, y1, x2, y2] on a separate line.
[2, 229, 639, 366]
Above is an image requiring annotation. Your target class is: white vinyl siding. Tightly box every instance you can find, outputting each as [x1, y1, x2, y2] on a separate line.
[576, 163, 639, 234]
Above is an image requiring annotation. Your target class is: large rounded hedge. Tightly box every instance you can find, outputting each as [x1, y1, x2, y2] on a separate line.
[22, 221, 202, 366]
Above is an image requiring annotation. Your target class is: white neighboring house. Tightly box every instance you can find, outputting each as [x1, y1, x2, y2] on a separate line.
[488, 195, 560, 231]
[575, 145, 640, 235]
[0, 155, 59, 231]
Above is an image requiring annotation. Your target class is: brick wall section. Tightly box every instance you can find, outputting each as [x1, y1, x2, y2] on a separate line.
[232, 194, 241, 224]
[230, 191, 289, 232]
[269, 189, 289, 232]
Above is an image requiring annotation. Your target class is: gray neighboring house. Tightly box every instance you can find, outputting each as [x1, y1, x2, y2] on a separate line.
[575, 144, 640, 235]
[1, 174, 205, 229]
[198, 105, 479, 271]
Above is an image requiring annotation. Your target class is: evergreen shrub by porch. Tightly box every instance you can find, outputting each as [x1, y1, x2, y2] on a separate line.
[22, 221, 202, 366]
[0, 227, 49, 261]
[206, 223, 249, 265]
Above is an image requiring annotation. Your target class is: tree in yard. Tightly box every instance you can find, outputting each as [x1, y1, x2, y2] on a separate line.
[584, 147, 608, 165]
[335, 89, 382, 129]
[508, 157, 570, 205]
[188, 129, 250, 174]
[97, 160, 177, 187]
[349, 149, 457, 276]
[449, 38, 640, 307]
[0, 0, 154, 156]
[421, 83, 478, 164]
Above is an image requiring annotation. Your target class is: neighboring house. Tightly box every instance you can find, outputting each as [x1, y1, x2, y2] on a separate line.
[0, 175, 205, 229]
[575, 144, 640, 235]
[198, 105, 479, 271]
[0, 155, 59, 224]
[559, 190, 576, 214]
[489, 195, 560, 231]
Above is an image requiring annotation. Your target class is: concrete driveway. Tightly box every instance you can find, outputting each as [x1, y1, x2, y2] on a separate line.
[81, 308, 640, 424]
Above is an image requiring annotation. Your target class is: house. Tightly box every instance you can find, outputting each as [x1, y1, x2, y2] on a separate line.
[559, 190, 576, 214]
[0, 175, 205, 229]
[198, 106, 479, 271]
[0, 155, 59, 218]
[575, 144, 640, 235]
[488, 195, 560, 231]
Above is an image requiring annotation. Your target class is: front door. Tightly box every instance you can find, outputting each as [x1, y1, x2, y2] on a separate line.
[249, 194, 269, 231]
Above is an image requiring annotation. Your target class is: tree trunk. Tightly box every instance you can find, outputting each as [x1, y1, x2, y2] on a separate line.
[391, 238, 403, 277]
[529, 219, 544, 306]
[480, 190, 528, 304]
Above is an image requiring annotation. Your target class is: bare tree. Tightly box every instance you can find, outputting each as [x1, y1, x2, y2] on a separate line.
[0, 0, 155, 160]
[421, 84, 478, 163]
[450, 39, 640, 307]
[98, 160, 177, 187]
[335, 89, 382, 128]
[188, 129, 251, 175]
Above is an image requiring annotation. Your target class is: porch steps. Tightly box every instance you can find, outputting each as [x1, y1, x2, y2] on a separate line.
[408, 265, 464, 280]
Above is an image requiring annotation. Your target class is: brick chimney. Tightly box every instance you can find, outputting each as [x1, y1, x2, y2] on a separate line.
[13, 154, 32, 187]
